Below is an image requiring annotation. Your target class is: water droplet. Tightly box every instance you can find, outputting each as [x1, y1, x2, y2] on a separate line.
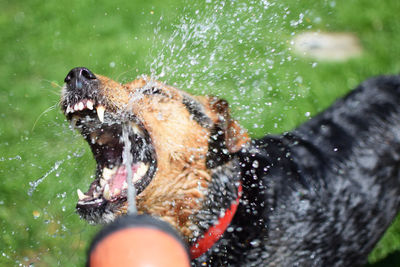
[250, 239, 261, 247]
[252, 160, 259, 168]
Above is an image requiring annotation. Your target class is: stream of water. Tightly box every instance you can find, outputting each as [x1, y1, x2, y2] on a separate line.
[122, 124, 137, 214]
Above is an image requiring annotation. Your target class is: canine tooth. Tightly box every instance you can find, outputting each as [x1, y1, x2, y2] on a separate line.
[133, 163, 149, 182]
[100, 178, 107, 187]
[113, 188, 121, 196]
[103, 184, 111, 200]
[138, 163, 149, 177]
[103, 167, 116, 180]
[77, 189, 86, 200]
[66, 106, 73, 113]
[87, 100, 94, 110]
[133, 173, 140, 183]
[96, 105, 105, 123]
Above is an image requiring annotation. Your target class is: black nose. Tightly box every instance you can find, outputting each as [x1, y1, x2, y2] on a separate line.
[64, 67, 96, 89]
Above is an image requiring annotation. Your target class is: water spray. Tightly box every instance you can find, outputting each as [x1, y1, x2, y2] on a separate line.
[122, 123, 137, 214]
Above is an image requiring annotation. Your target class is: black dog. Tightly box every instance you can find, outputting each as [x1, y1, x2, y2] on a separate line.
[61, 69, 400, 266]
[197, 75, 400, 266]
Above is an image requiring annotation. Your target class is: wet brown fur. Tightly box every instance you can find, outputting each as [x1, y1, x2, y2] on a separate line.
[89, 75, 249, 239]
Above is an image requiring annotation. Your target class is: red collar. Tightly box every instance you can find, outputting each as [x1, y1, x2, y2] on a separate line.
[190, 183, 242, 259]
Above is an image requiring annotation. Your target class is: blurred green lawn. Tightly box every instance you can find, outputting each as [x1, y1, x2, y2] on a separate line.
[1, 0, 400, 266]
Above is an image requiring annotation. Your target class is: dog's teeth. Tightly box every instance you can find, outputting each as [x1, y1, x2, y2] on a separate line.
[133, 163, 149, 182]
[74, 103, 79, 111]
[103, 184, 111, 200]
[138, 162, 149, 176]
[66, 106, 74, 113]
[87, 100, 94, 110]
[100, 178, 107, 187]
[77, 189, 87, 200]
[78, 102, 84, 110]
[103, 167, 116, 180]
[113, 188, 121, 196]
[96, 105, 105, 123]
[123, 181, 128, 189]
[102, 168, 112, 180]
[93, 191, 101, 198]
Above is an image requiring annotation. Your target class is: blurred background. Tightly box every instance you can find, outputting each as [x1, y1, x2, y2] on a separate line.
[1, 0, 400, 266]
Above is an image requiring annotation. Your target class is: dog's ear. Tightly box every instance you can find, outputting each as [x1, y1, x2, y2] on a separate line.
[204, 96, 249, 168]
[209, 97, 249, 153]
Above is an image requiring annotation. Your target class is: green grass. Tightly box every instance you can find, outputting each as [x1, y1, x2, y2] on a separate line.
[1, 0, 400, 265]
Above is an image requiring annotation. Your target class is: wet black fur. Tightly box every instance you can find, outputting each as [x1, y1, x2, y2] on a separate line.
[195, 75, 400, 266]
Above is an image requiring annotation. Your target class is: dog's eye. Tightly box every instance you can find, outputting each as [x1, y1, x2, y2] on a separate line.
[142, 87, 163, 95]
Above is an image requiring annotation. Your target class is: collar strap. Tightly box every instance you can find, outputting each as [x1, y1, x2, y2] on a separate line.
[190, 183, 242, 259]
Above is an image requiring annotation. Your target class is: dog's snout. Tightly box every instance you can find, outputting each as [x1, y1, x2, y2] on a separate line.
[64, 67, 96, 89]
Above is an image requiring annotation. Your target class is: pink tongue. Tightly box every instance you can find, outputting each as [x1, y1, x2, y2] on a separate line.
[109, 164, 139, 195]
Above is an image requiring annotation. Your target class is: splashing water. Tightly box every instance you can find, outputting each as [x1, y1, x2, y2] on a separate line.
[145, 0, 319, 135]
[122, 124, 137, 214]
[27, 159, 65, 196]
[150, 1, 298, 87]
[27, 148, 86, 197]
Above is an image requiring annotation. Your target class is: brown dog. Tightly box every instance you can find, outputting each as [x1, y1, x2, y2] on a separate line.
[61, 67, 248, 241]
[62, 67, 400, 266]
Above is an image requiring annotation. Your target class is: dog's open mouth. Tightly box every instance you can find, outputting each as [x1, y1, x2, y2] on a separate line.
[63, 97, 156, 222]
